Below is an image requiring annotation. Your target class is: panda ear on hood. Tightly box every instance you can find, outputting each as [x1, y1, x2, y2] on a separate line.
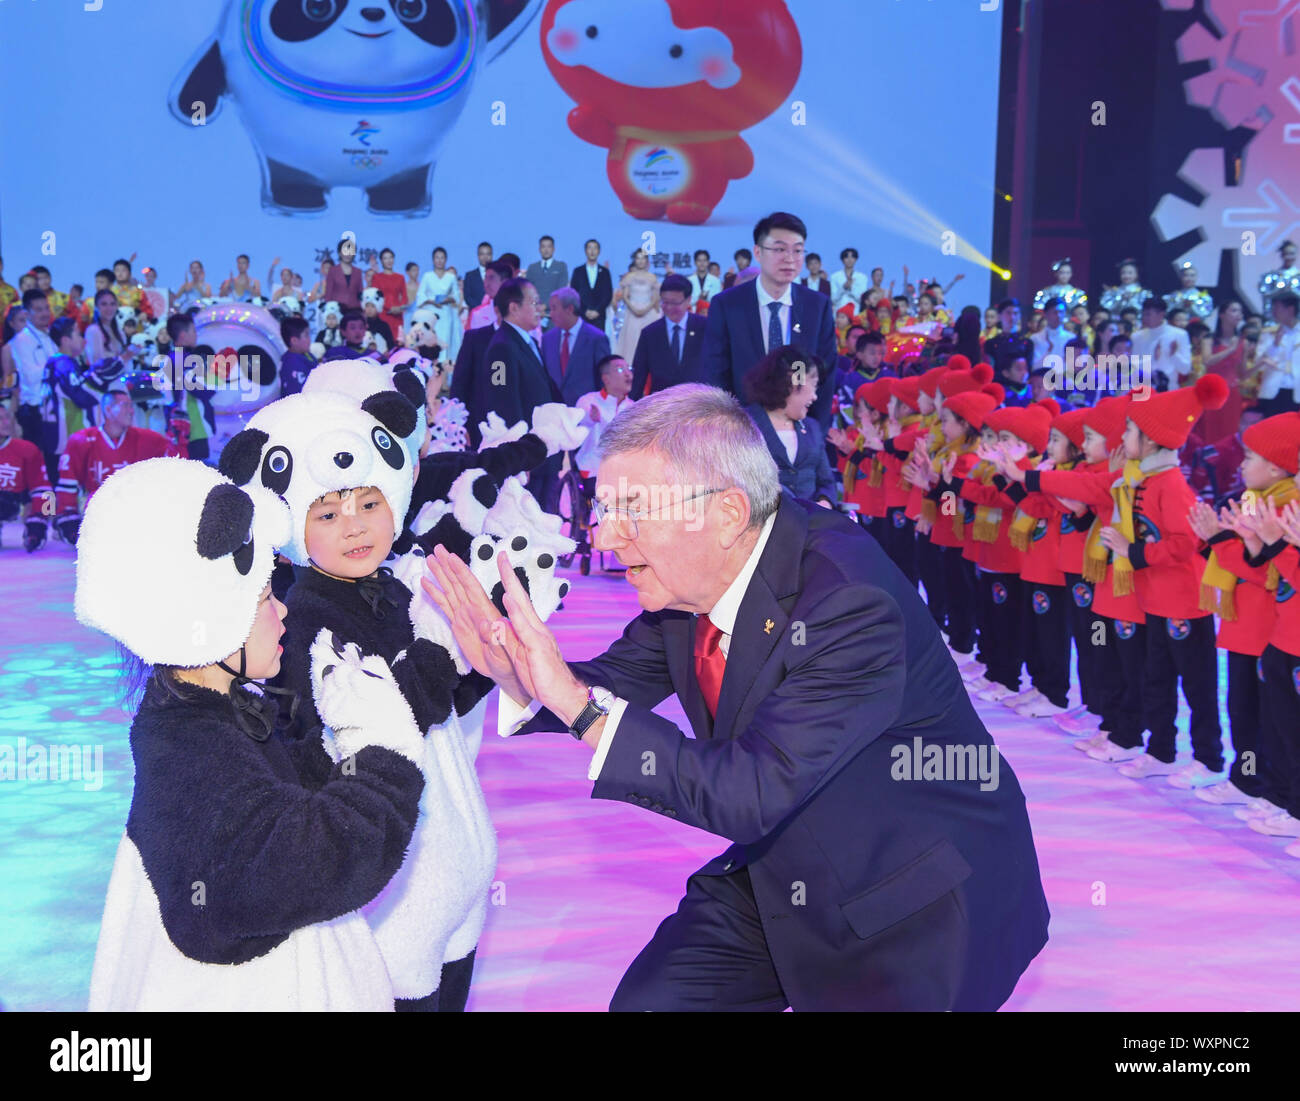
[218, 427, 269, 486]
[390, 367, 427, 412]
[362, 391, 418, 440]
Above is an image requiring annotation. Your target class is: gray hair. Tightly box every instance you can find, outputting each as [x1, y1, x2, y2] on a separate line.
[595, 384, 780, 531]
[549, 286, 580, 312]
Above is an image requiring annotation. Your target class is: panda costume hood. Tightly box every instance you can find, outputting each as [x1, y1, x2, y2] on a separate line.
[77, 457, 426, 1011]
[219, 388, 419, 567]
[302, 354, 433, 468]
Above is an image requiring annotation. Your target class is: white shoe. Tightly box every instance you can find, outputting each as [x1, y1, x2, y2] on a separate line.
[960, 662, 988, 681]
[1087, 739, 1144, 763]
[1248, 811, 1300, 837]
[1002, 688, 1046, 709]
[1195, 780, 1254, 806]
[1055, 709, 1102, 735]
[1285, 838, 1300, 859]
[978, 683, 1021, 703]
[1232, 797, 1280, 821]
[1118, 754, 1179, 779]
[1074, 730, 1111, 753]
[1167, 761, 1225, 790]
[1015, 696, 1070, 719]
[965, 676, 993, 693]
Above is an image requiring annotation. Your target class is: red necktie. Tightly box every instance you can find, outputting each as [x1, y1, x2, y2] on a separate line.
[693, 615, 726, 718]
[561, 329, 570, 375]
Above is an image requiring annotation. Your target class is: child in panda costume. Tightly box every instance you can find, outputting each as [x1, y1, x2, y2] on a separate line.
[218, 385, 575, 1011]
[78, 458, 428, 1011]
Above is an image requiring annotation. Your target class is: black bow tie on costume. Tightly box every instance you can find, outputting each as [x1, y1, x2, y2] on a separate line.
[356, 565, 398, 620]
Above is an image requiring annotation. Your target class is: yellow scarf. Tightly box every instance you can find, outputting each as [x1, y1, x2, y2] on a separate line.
[970, 460, 1002, 543]
[889, 413, 923, 492]
[922, 438, 976, 536]
[1200, 478, 1300, 619]
[1009, 457, 1074, 551]
[1082, 454, 1178, 595]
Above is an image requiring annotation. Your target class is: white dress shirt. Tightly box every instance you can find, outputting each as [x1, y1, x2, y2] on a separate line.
[583, 262, 601, 288]
[496, 509, 779, 782]
[574, 388, 634, 474]
[1029, 324, 1075, 370]
[829, 269, 868, 312]
[9, 324, 57, 403]
[1130, 323, 1192, 387]
[1257, 321, 1300, 399]
[755, 279, 794, 353]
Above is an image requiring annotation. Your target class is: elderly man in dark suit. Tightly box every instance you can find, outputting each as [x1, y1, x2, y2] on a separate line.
[542, 287, 611, 406]
[703, 213, 838, 431]
[479, 277, 562, 507]
[423, 384, 1051, 1012]
[525, 235, 569, 329]
[631, 273, 708, 397]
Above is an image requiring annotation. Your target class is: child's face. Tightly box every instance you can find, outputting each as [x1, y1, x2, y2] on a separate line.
[940, 407, 964, 442]
[289, 331, 311, 354]
[919, 392, 935, 416]
[1030, 374, 1050, 402]
[980, 426, 998, 450]
[1121, 418, 1145, 460]
[835, 314, 849, 333]
[1081, 426, 1108, 463]
[113, 263, 130, 284]
[236, 583, 287, 680]
[1241, 448, 1286, 491]
[304, 487, 395, 579]
[1006, 358, 1028, 384]
[999, 431, 1029, 461]
[985, 309, 998, 328]
[342, 318, 367, 344]
[1046, 429, 1072, 464]
[325, 314, 339, 329]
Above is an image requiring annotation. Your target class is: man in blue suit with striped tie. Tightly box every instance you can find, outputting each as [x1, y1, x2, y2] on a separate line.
[703, 212, 839, 430]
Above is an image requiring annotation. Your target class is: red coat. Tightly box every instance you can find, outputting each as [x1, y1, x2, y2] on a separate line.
[1268, 545, 1300, 658]
[928, 451, 977, 548]
[1008, 474, 1067, 586]
[1054, 458, 1107, 575]
[958, 464, 1022, 574]
[1209, 537, 1277, 657]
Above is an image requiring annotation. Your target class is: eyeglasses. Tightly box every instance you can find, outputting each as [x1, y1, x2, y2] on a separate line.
[759, 244, 806, 259]
[590, 488, 723, 540]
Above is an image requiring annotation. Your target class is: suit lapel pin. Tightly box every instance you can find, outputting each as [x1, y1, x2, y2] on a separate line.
[793, 323, 802, 334]
[764, 618, 774, 634]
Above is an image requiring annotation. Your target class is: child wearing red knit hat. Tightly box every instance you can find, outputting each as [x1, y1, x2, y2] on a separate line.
[1188, 412, 1300, 815]
[870, 377, 928, 585]
[828, 380, 892, 534]
[925, 382, 1003, 658]
[987, 401, 1074, 718]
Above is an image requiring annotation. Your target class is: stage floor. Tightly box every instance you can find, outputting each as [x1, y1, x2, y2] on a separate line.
[2, 536, 1298, 1012]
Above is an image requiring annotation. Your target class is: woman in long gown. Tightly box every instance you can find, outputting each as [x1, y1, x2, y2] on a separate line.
[414, 247, 461, 363]
[614, 249, 661, 362]
[1196, 299, 1246, 444]
[368, 248, 408, 345]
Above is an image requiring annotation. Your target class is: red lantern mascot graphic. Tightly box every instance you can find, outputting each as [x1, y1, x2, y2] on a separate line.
[541, 0, 801, 225]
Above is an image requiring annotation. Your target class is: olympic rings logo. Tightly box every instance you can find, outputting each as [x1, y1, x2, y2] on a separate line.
[350, 154, 384, 169]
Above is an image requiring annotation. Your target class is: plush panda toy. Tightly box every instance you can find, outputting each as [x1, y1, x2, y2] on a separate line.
[170, 0, 544, 216]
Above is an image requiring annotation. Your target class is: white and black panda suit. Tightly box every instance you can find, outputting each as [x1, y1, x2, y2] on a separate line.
[218, 388, 532, 1009]
[170, 0, 543, 216]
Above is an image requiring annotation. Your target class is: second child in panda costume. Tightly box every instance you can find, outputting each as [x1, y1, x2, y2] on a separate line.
[218, 386, 569, 1011]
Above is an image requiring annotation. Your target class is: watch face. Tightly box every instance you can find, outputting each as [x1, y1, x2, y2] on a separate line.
[591, 687, 615, 712]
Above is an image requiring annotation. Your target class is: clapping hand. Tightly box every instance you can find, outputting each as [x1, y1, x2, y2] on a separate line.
[1098, 526, 1131, 557]
[1219, 498, 1265, 555]
[941, 451, 958, 483]
[826, 426, 853, 455]
[1276, 500, 1300, 547]
[1188, 499, 1223, 542]
[1108, 445, 1127, 473]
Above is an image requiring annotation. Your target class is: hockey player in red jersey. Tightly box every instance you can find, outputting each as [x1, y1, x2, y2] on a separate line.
[0, 399, 54, 551]
[54, 388, 177, 544]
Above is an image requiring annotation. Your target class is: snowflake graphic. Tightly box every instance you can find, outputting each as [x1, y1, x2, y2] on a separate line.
[1152, 145, 1300, 312]
[1165, 0, 1300, 136]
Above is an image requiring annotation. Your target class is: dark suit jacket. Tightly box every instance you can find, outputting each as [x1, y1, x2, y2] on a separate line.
[702, 279, 838, 430]
[570, 264, 613, 328]
[520, 493, 1050, 1011]
[451, 322, 497, 447]
[477, 323, 561, 430]
[801, 276, 831, 297]
[631, 314, 708, 397]
[541, 320, 611, 406]
[746, 403, 836, 504]
[462, 266, 487, 313]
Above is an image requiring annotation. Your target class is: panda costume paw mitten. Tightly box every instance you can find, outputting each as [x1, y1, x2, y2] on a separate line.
[468, 533, 571, 622]
[310, 629, 425, 768]
[528, 403, 589, 456]
[476, 411, 530, 451]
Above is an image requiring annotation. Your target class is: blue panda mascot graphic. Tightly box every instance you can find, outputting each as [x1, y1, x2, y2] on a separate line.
[171, 0, 543, 216]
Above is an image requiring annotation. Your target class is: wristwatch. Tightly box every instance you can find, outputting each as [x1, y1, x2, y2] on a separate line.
[569, 685, 615, 740]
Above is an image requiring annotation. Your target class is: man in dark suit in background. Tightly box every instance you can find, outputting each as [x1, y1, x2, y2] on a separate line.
[526, 235, 569, 330]
[571, 238, 613, 331]
[631, 273, 708, 397]
[461, 240, 493, 314]
[424, 385, 1050, 1011]
[479, 277, 562, 507]
[542, 286, 611, 407]
[703, 212, 838, 429]
[452, 260, 514, 445]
